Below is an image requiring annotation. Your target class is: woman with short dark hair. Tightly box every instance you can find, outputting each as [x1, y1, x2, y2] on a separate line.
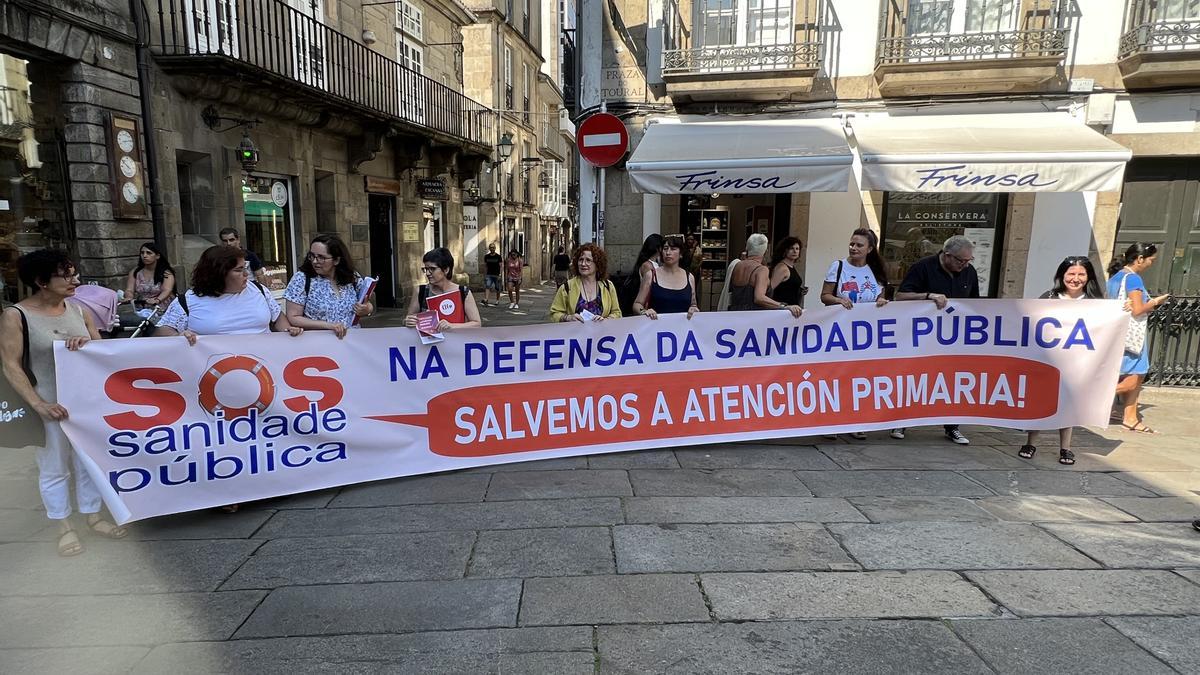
[1107, 242, 1170, 434]
[284, 234, 374, 339]
[549, 243, 622, 322]
[405, 248, 481, 331]
[632, 234, 699, 320]
[0, 249, 125, 555]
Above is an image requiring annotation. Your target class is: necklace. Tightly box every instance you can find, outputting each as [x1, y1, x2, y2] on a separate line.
[580, 278, 597, 301]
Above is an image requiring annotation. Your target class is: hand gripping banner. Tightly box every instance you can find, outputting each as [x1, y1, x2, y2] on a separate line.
[55, 300, 1128, 524]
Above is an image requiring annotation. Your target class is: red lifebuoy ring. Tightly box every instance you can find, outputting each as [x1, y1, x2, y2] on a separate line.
[197, 354, 276, 418]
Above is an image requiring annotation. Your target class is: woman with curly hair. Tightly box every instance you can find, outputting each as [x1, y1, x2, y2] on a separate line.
[549, 243, 622, 322]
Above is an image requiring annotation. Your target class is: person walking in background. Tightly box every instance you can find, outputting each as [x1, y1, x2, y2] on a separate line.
[1108, 242, 1170, 434]
[218, 227, 270, 287]
[820, 228, 889, 440]
[549, 243, 622, 322]
[770, 236, 806, 308]
[405, 248, 481, 331]
[482, 243, 503, 306]
[892, 234, 980, 445]
[1018, 256, 1106, 465]
[505, 248, 524, 310]
[553, 246, 571, 288]
[0, 250, 127, 555]
[728, 233, 802, 316]
[632, 234, 699, 320]
[283, 234, 373, 339]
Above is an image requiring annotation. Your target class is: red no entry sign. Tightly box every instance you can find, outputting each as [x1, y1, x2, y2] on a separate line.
[578, 113, 628, 168]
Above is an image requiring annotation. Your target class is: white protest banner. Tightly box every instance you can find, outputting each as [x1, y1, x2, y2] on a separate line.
[56, 300, 1128, 524]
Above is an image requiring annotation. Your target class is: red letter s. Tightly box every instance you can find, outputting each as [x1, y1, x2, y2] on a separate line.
[282, 357, 344, 413]
[103, 367, 187, 431]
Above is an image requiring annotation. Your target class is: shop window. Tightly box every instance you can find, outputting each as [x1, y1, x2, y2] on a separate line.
[907, 0, 1018, 36]
[315, 170, 337, 234]
[880, 191, 1006, 297]
[242, 175, 296, 293]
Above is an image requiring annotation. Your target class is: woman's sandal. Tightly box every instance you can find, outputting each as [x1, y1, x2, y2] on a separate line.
[1121, 422, 1158, 434]
[218, 504, 241, 514]
[86, 514, 128, 540]
[57, 528, 84, 557]
[1018, 444, 1036, 459]
[1058, 449, 1076, 466]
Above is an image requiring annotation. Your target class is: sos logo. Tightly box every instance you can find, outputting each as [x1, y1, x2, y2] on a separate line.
[102, 355, 343, 431]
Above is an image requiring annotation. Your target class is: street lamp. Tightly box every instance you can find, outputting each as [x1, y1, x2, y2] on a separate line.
[497, 132, 514, 163]
[495, 131, 514, 254]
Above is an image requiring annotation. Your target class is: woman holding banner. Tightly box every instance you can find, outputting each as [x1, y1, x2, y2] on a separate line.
[769, 236, 807, 307]
[820, 228, 890, 441]
[549, 243, 622, 322]
[1107, 243, 1170, 434]
[0, 250, 127, 555]
[404, 247, 482, 331]
[283, 234, 374, 339]
[1018, 256, 1106, 465]
[632, 234, 699, 320]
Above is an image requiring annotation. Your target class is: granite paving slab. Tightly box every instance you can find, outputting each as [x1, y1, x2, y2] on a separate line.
[1107, 617, 1200, 674]
[967, 570, 1200, 616]
[795, 470, 994, 497]
[236, 579, 522, 637]
[828, 522, 1100, 570]
[253, 498, 624, 538]
[0, 508, 54, 542]
[963, 471, 1157, 497]
[126, 509, 274, 540]
[1110, 471, 1200, 498]
[622, 496, 867, 524]
[222, 531, 476, 589]
[1100, 496, 1200, 522]
[519, 574, 710, 626]
[0, 646, 150, 675]
[329, 473, 491, 507]
[950, 618, 1173, 675]
[0, 591, 266, 648]
[819, 444, 1029, 470]
[467, 527, 615, 578]
[975, 496, 1137, 522]
[1177, 569, 1200, 584]
[597, 620, 992, 674]
[0, 478, 42, 510]
[995, 445, 1198, 472]
[629, 469, 813, 496]
[469, 456, 589, 472]
[848, 496, 997, 522]
[614, 523, 857, 573]
[674, 444, 840, 470]
[244, 489, 339, 510]
[702, 571, 998, 620]
[1040, 522, 1200, 568]
[587, 449, 680, 469]
[485, 469, 632, 500]
[134, 627, 595, 675]
[0, 539, 261, 596]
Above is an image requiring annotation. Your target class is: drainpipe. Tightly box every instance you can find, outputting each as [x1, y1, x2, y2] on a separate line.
[130, 0, 166, 249]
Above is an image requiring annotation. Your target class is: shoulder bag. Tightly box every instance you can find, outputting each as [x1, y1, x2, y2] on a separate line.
[1117, 273, 1147, 355]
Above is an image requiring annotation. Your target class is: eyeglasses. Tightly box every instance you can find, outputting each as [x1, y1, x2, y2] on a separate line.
[52, 272, 80, 281]
[307, 253, 333, 262]
[945, 251, 974, 265]
[234, 266, 251, 274]
[421, 266, 441, 275]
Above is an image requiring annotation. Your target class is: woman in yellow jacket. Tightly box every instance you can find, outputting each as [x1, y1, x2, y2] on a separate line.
[548, 243, 623, 322]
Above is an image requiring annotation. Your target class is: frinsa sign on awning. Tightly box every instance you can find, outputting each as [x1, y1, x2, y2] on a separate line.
[626, 118, 854, 194]
[853, 113, 1133, 193]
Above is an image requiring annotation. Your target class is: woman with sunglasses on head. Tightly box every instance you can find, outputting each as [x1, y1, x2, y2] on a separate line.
[404, 248, 481, 332]
[283, 234, 373, 339]
[1, 250, 128, 555]
[1017, 256, 1106, 465]
[632, 234, 699, 320]
[1107, 243, 1171, 434]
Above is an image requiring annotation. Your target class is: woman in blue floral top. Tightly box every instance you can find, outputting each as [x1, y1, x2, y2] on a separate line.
[284, 234, 373, 338]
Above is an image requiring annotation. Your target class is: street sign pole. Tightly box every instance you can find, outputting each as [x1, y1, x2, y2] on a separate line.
[578, 104, 627, 248]
[597, 104, 606, 247]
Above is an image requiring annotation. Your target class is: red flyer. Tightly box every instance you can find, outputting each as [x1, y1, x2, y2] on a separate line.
[426, 289, 465, 324]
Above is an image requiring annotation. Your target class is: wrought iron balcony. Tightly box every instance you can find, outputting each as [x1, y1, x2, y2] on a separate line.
[663, 43, 821, 75]
[1119, 0, 1200, 59]
[150, 0, 493, 148]
[876, 0, 1069, 66]
[660, 0, 824, 77]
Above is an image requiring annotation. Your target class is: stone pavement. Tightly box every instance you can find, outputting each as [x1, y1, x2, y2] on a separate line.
[2, 295, 1199, 672]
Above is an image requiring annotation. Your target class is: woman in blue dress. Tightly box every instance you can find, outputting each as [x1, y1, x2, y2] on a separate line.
[1106, 243, 1170, 433]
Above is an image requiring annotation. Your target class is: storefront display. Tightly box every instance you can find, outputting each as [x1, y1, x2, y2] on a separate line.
[242, 176, 295, 292]
[688, 207, 729, 310]
[881, 192, 1006, 296]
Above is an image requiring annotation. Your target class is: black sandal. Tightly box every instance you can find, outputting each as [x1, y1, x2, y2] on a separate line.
[1058, 449, 1076, 465]
[1018, 444, 1036, 459]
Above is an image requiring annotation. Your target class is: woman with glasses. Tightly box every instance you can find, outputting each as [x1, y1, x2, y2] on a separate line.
[1107, 242, 1171, 434]
[0, 250, 126, 555]
[631, 234, 699, 320]
[283, 234, 373, 339]
[404, 248, 482, 331]
[549, 243, 622, 322]
[1018, 256, 1106, 465]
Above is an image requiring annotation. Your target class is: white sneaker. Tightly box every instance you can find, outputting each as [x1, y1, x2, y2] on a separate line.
[890, 428, 906, 440]
[513, 304, 520, 310]
[508, 302, 515, 309]
[850, 431, 868, 440]
[945, 428, 970, 445]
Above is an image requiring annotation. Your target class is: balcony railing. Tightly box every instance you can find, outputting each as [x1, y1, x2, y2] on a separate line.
[151, 0, 493, 148]
[661, 0, 824, 75]
[1120, 0, 1200, 59]
[877, 0, 1069, 66]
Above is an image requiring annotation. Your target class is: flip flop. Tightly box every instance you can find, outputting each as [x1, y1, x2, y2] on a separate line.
[1121, 422, 1158, 434]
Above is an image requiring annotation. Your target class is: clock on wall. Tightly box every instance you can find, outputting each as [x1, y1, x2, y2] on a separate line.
[107, 114, 148, 220]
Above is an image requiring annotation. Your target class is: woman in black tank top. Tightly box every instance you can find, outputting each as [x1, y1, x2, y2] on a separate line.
[770, 236, 806, 306]
[631, 235, 698, 319]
